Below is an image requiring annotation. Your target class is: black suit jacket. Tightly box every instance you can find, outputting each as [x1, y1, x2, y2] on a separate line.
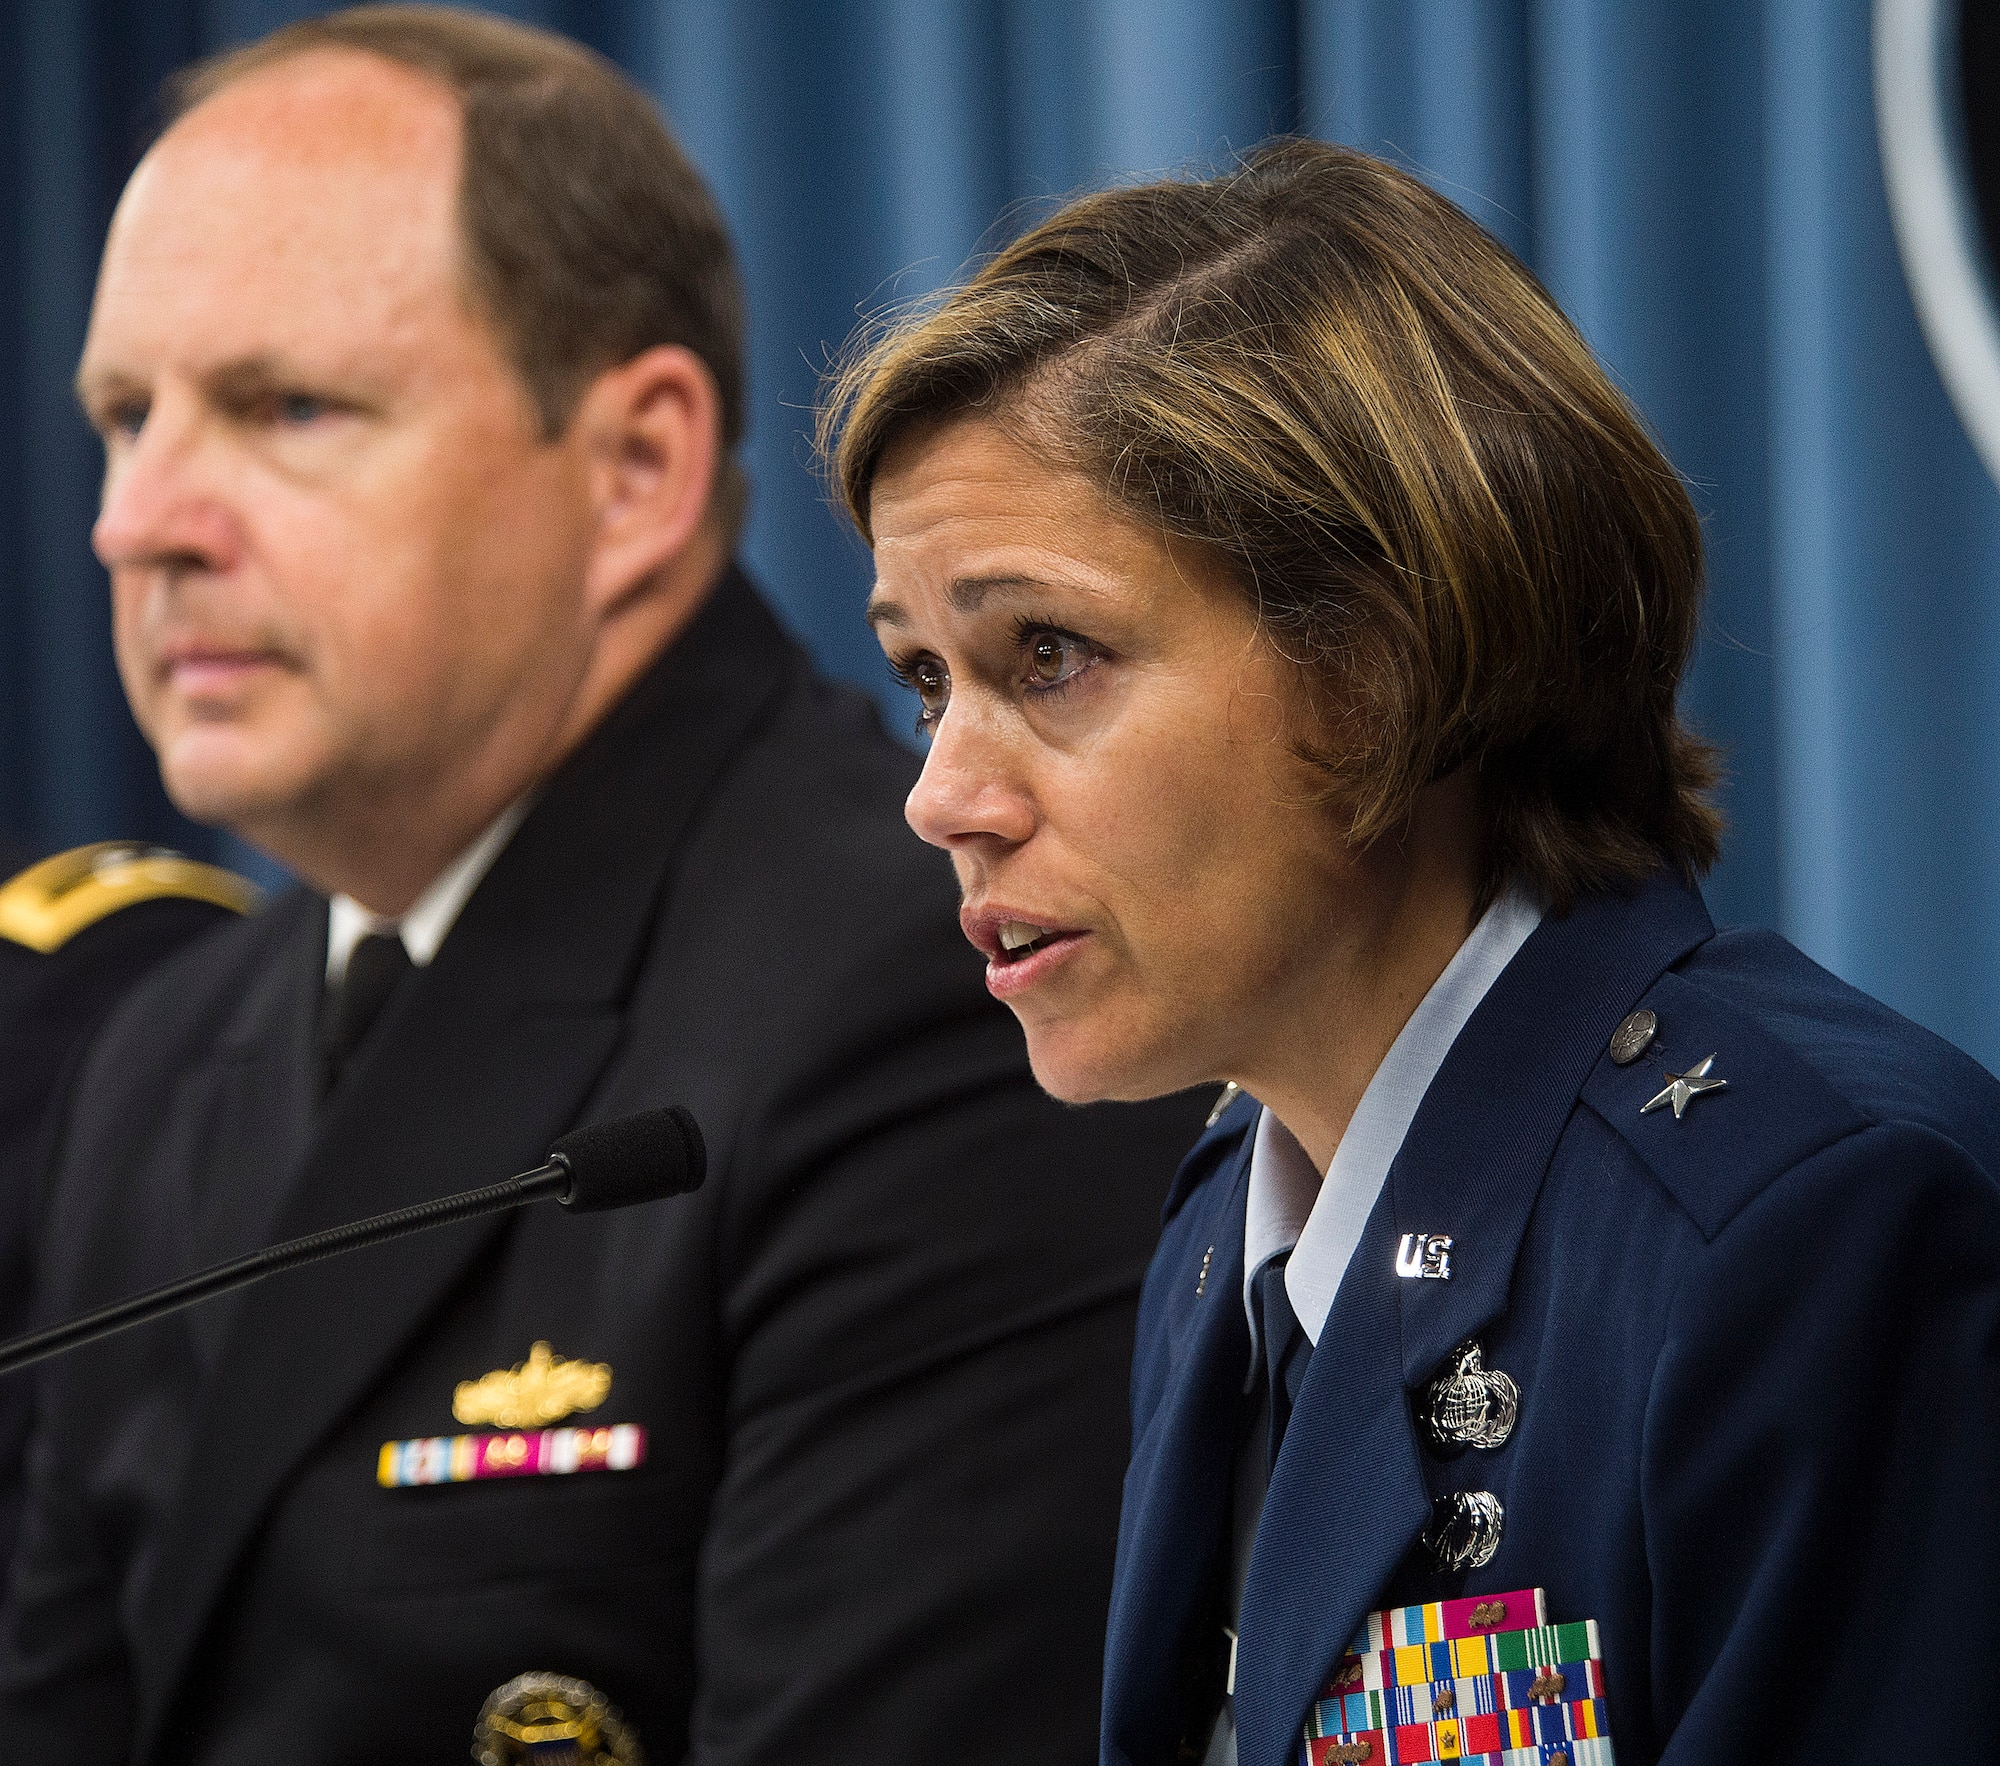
[2, 571, 1208, 1765]
[0, 839, 242, 1587]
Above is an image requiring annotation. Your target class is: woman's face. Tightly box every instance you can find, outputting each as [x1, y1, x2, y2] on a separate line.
[867, 414, 1383, 1106]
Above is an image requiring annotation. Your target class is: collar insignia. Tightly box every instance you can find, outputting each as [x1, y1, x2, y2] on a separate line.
[453, 1341, 611, 1429]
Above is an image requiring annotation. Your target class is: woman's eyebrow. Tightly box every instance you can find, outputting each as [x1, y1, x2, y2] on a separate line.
[867, 571, 1097, 631]
[945, 573, 1047, 611]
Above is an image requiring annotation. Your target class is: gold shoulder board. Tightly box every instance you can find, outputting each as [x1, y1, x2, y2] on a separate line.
[0, 842, 261, 953]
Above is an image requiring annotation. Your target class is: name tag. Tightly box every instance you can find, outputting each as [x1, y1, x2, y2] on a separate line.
[377, 1423, 647, 1487]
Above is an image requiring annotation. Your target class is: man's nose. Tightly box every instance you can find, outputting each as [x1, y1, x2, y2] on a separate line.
[91, 401, 240, 576]
[903, 702, 1037, 853]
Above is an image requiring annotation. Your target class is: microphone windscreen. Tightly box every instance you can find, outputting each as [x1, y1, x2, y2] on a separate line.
[547, 1106, 706, 1212]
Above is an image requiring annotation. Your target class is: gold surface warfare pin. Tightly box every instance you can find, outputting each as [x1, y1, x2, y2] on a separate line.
[453, 1341, 612, 1429]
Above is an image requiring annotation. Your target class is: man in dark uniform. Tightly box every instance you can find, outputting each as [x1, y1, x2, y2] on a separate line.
[0, 11, 1205, 1763]
[0, 838, 252, 1575]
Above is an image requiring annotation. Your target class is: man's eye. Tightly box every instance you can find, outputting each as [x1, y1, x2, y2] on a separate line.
[104, 401, 149, 441]
[277, 393, 330, 425]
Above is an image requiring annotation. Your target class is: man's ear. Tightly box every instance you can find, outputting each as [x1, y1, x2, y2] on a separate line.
[575, 344, 723, 619]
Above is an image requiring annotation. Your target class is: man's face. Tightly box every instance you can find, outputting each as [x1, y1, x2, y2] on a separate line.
[79, 50, 598, 875]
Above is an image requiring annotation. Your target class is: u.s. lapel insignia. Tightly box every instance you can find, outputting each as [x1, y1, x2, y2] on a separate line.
[454, 1341, 611, 1429]
[1640, 1052, 1727, 1120]
[1395, 1231, 1453, 1280]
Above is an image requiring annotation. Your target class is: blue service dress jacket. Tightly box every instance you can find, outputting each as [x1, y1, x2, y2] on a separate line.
[1103, 874, 2000, 1766]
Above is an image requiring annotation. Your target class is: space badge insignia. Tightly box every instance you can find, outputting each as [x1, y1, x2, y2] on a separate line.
[1420, 1340, 1520, 1453]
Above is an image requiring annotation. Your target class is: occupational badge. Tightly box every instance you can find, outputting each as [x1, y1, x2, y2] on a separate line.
[1421, 1489, 1505, 1571]
[1419, 1339, 1520, 1453]
[454, 1341, 612, 1429]
[473, 1671, 642, 1766]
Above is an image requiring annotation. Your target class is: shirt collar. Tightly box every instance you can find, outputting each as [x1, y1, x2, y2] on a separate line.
[1242, 883, 1544, 1348]
[325, 798, 531, 986]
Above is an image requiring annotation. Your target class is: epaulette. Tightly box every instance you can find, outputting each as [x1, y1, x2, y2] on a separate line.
[0, 842, 260, 954]
[1578, 967, 1868, 1241]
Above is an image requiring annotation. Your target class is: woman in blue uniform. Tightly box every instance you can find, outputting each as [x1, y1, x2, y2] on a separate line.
[821, 140, 2000, 1765]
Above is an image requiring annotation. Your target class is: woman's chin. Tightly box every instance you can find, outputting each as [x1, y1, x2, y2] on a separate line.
[1022, 1025, 1196, 1107]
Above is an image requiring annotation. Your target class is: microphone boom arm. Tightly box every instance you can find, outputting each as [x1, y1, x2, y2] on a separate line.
[0, 1101, 706, 1381]
[0, 1161, 575, 1379]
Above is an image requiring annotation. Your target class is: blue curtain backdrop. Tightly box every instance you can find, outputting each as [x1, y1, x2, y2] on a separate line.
[3, 0, 1997, 1067]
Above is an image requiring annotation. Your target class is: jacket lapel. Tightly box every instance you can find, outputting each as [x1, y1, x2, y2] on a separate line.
[1102, 1141, 1251, 1766]
[132, 571, 796, 1752]
[1230, 876, 1716, 1766]
[178, 893, 324, 1371]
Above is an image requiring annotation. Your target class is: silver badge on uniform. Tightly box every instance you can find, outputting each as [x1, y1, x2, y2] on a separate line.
[1395, 1231, 1453, 1280]
[1420, 1340, 1519, 1452]
[1422, 1490, 1504, 1571]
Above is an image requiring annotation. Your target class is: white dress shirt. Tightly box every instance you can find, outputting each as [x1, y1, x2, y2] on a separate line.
[325, 800, 530, 985]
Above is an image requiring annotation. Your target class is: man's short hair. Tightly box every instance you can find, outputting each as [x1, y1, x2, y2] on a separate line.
[173, 4, 748, 534]
[823, 138, 1722, 912]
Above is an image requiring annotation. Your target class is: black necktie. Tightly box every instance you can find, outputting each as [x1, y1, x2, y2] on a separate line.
[1255, 1254, 1310, 1471]
[321, 930, 412, 1094]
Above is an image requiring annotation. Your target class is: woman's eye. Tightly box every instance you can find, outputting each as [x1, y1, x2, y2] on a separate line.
[905, 657, 950, 734]
[1024, 631, 1092, 690]
[277, 393, 329, 425]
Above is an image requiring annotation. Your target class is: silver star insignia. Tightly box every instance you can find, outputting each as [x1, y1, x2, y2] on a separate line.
[1641, 1052, 1728, 1120]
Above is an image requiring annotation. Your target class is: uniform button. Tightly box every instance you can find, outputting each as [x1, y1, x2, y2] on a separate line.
[1608, 1007, 1657, 1065]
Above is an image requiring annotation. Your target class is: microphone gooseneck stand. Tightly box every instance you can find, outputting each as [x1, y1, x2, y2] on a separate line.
[0, 1103, 705, 1379]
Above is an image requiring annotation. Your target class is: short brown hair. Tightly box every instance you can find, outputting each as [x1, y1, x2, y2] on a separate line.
[822, 139, 1720, 910]
[173, 4, 748, 533]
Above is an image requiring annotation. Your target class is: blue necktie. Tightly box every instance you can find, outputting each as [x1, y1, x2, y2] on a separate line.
[1255, 1254, 1310, 1471]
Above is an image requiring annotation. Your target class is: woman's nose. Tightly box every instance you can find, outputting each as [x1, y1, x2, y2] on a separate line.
[903, 704, 1037, 852]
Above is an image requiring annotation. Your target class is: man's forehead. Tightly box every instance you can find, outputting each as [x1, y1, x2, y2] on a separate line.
[162, 46, 461, 182]
[86, 52, 468, 371]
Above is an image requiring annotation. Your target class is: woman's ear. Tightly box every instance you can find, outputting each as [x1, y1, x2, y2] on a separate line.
[575, 344, 723, 620]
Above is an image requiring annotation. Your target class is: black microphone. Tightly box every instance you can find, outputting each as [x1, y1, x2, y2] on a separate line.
[0, 1105, 704, 1380]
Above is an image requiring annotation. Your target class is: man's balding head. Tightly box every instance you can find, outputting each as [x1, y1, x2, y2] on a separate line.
[173, 6, 746, 508]
[81, 13, 740, 912]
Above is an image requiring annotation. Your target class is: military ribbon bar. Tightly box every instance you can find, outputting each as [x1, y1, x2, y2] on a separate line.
[1322, 1619, 1604, 1698]
[376, 1423, 647, 1487]
[1313, 1655, 1607, 1736]
[1304, 1739, 1613, 1766]
[1350, 1589, 1549, 1653]
[1301, 1693, 1612, 1764]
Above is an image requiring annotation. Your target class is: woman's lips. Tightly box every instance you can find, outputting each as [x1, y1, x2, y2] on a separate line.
[983, 928, 1088, 1001]
[961, 910, 1091, 1002]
